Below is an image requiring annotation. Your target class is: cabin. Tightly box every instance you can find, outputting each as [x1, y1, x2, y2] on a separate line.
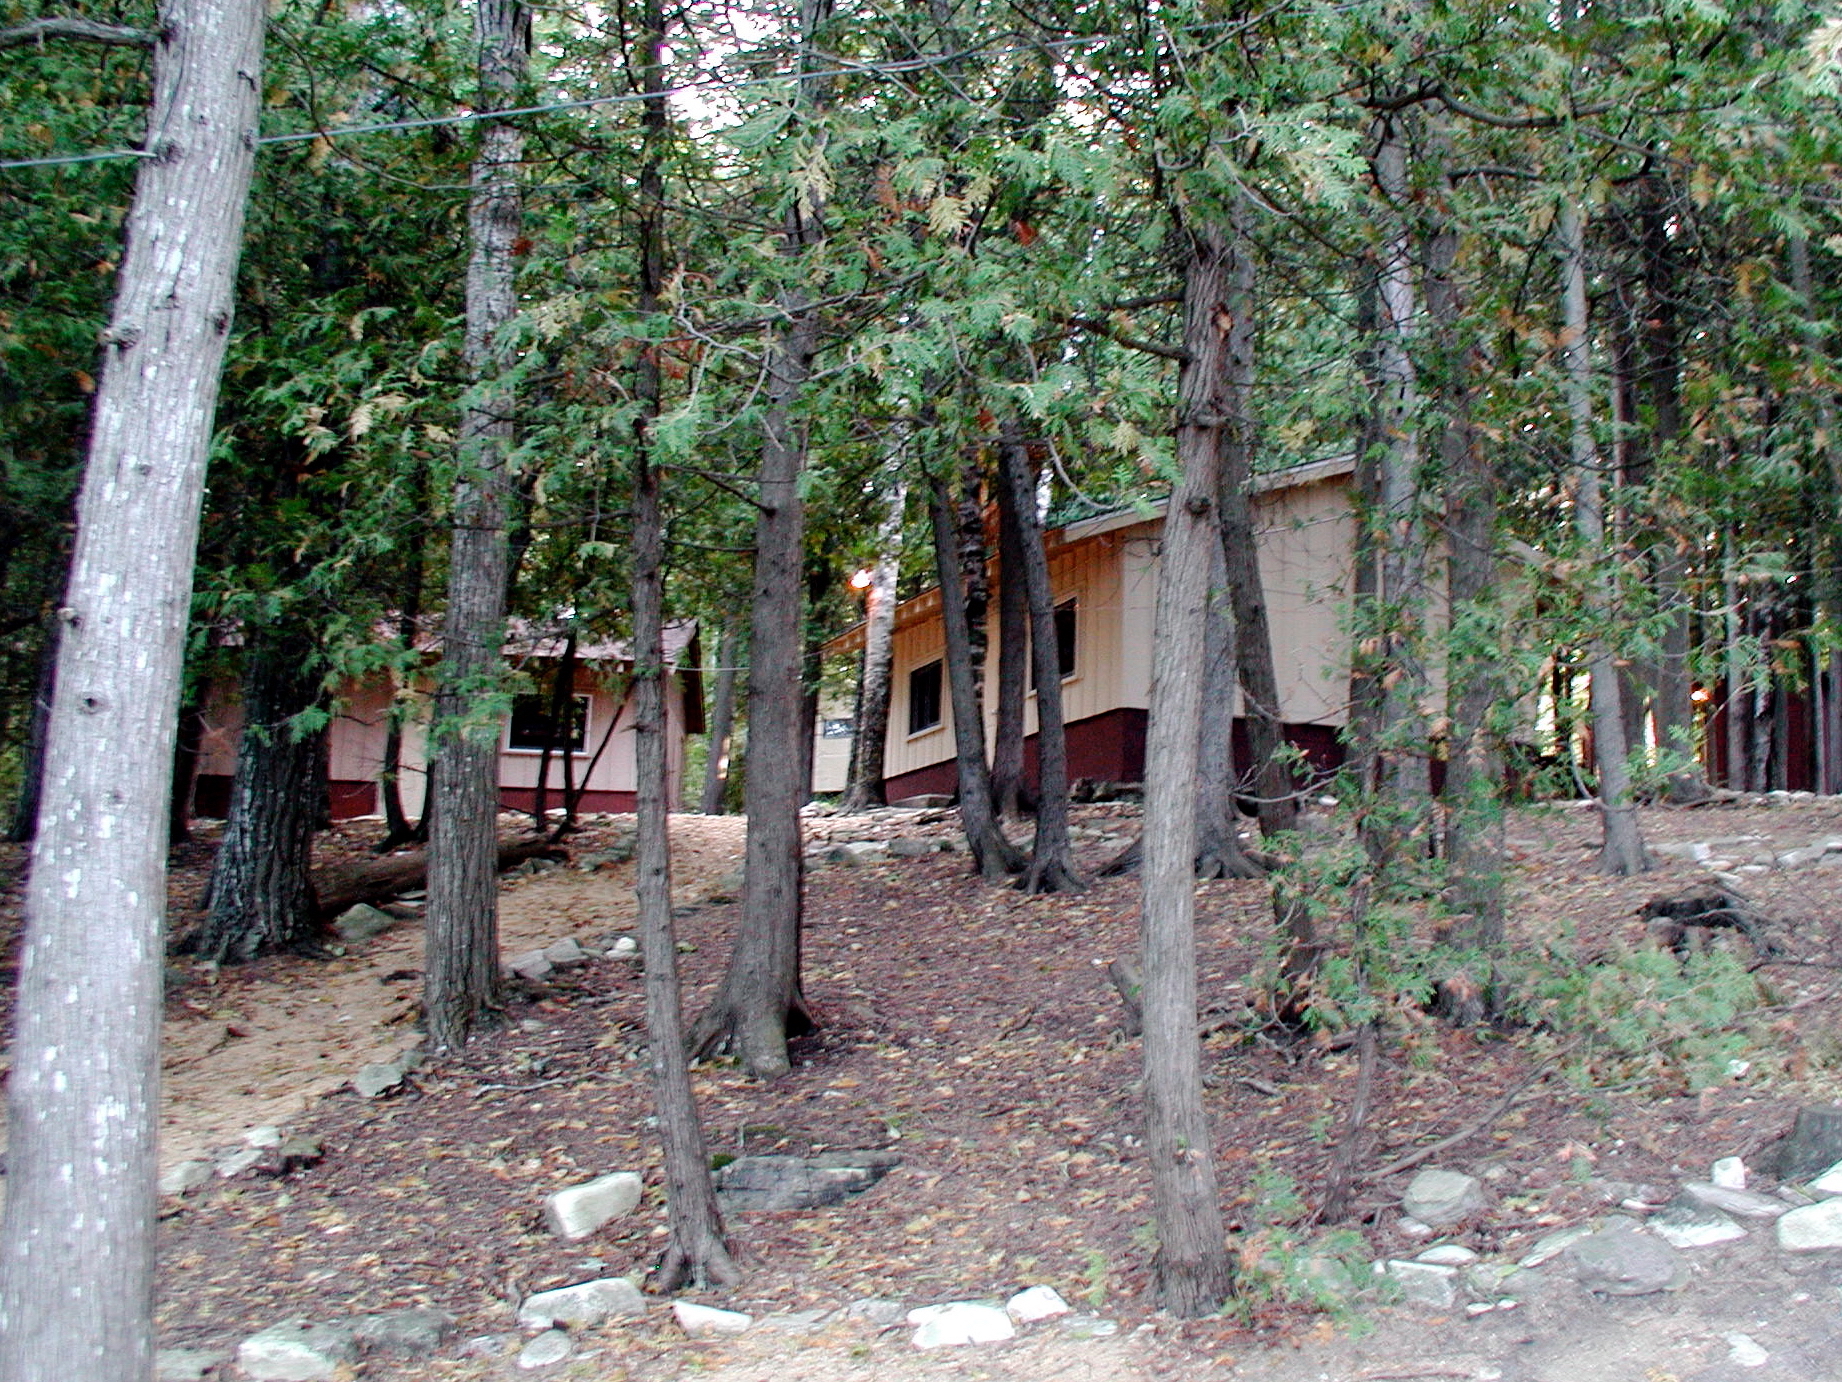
[821, 457, 1358, 801]
[194, 621, 704, 820]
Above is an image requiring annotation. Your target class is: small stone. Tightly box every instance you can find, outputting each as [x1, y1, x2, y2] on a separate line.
[543, 936, 588, 968]
[1401, 1168, 1487, 1228]
[1808, 1158, 1842, 1195]
[841, 1298, 906, 1327]
[1005, 1285, 1071, 1323]
[236, 1322, 358, 1381]
[160, 1160, 211, 1197]
[1776, 1198, 1842, 1250]
[243, 1125, 284, 1148]
[333, 903, 396, 943]
[1726, 1332, 1771, 1368]
[1414, 1244, 1479, 1266]
[886, 837, 938, 858]
[1565, 1227, 1686, 1295]
[1650, 1194, 1747, 1249]
[610, 936, 639, 959]
[458, 1335, 510, 1359]
[755, 1309, 829, 1335]
[352, 1308, 456, 1358]
[1518, 1224, 1592, 1269]
[544, 1171, 643, 1239]
[156, 1347, 228, 1381]
[1680, 1182, 1789, 1220]
[507, 949, 554, 982]
[673, 1301, 752, 1337]
[1383, 1259, 1458, 1309]
[1057, 1314, 1119, 1339]
[517, 1330, 573, 1370]
[214, 1146, 265, 1179]
[909, 1302, 1016, 1349]
[518, 1277, 646, 1329]
[1711, 1156, 1748, 1189]
[352, 1051, 420, 1100]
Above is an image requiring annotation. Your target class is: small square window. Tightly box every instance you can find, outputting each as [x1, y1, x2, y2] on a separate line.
[508, 693, 589, 752]
[908, 660, 943, 735]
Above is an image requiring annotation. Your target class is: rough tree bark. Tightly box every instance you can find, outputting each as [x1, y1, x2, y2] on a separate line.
[698, 619, 741, 814]
[1214, 192, 1297, 838]
[425, 0, 529, 1051]
[1559, 199, 1649, 875]
[631, 13, 736, 1277]
[927, 469, 1025, 880]
[1194, 546, 1265, 880]
[191, 626, 325, 961]
[688, 0, 831, 1078]
[997, 426, 1084, 894]
[0, 0, 263, 1372]
[1139, 223, 1236, 1316]
[840, 466, 905, 810]
[990, 459, 1032, 818]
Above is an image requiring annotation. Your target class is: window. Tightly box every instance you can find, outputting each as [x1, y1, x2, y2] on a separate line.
[507, 693, 589, 752]
[908, 660, 943, 735]
[1031, 599, 1078, 687]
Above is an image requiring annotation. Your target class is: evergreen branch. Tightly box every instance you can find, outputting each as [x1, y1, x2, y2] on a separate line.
[0, 16, 156, 49]
[1059, 313, 1186, 363]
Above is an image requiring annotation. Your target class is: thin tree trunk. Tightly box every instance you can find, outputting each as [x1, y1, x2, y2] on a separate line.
[425, 0, 529, 1051]
[998, 426, 1084, 894]
[841, 467, 905, 810]
[631, 18, 736, 1275]
[927, 469, 1025, 880]
[1139, 223, 1235, 1317]
[190, 628, 324, 961]
[530, 627, 578, 831]
[1214, 192, 1297, 837]
[1559, 199, 1649, 874]
[688, 0, 831, 1079]
[170, 695, 206, 846]
[0, 0, 263, 1370]
[1195, 544, 1264, 879]
[991, 459, 1031, 818]
[698, 620, 741, 814]
[1426, 161, 1504, 954]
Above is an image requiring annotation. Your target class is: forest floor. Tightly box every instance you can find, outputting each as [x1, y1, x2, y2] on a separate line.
[9, 796, 1842, 1381]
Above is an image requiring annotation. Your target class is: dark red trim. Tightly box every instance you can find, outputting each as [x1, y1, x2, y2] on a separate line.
[498, 787, 637, 815]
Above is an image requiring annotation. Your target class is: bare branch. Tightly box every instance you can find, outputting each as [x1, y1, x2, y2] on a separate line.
[0, 16, 156, 49]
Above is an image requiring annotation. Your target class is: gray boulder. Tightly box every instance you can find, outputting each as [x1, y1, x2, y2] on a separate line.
[236, 1322, 358, 1382]
[1776, 1198, 1842, 1251]
[1680, 1181, 1790, 1220]
[517, 1330, 573, 1369]
[1650, 1194, 1747, 1249]
[885, 837, 939, 858]
[517, 1277, 646, 1330]
[332, 903, 397, 943]
[1400, 1168, 1487, 1228]
[352, 1048, 423, 1100]
[714, 1150, 901, 1212]
[1565, 1227, 1686, 1295]
[352, 1307, 456, 1358]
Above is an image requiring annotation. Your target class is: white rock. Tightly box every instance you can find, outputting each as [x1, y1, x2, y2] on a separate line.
[1807, 1158, 1842, 1195]
[508, 949, 554, 982]
[1652, 1214, 1747, 1249]
[1414, 1245, 1479, 1266]
[1777, 1199, 1842, 1251]
[1681, 1183, 1789, 1219]
[518, 1277, 647, 1329]
[214, 1146, 265, 1178]
[236, 1323, 358, 1381]
[1726, 1332, 1770, 1368]
[1005, 1285, 1071, 1323]
[909, 1302, 1016, 1349]
[517, 1330, 573, 1370]
[673, 1301, 752, 1337]
[543, 936, 588, 968]
[610, 936, 639, 958]
[1518, 1224, 1592, 1269]
[544, 1171, 643, 1239]
[244, 1125, 284, 1148]
[1711, 1157, 1748, 1189]
[159, 1160, 211, 1197]
[1384, 1260, 1458, 1309]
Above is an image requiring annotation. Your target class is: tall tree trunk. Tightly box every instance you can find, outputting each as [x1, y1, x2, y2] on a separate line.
[1792, 234, 1842, 794]
[688, 0, 831, 1079]
[1194, 543, 1264, 880]
[631, 20, 736, 1278]
[998, 426, 1084, 894]
[1559, 199, 1649, 875]
[1360, 114, 1434, 871]
[1425, 164, 1505, 954]
[376, 576, 427, 851]
[530, 627, 579, 831]
[1214, 192, 1297, 838]
[1139, 223, 1235, 1317]
[191, 627, 324, 961]
[990, 460, 1032, 818]
[698, 619, 741, 814]
[0, 0, 263, 1372]
[425, 0, 529, 1051]
[840, 467, 905, 810]
[927, 469, 1025, 880]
